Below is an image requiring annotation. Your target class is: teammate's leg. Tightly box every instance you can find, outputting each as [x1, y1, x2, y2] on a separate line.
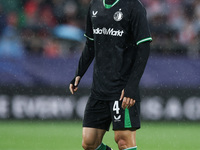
[82, 127, 106, 150]
[114, 130, 137, 150]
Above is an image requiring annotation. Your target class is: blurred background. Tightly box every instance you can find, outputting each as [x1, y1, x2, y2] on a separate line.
[0, 0, 200, 150]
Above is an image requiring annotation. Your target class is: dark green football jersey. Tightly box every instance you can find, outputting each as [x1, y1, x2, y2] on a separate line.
[84, 0, 152, 100]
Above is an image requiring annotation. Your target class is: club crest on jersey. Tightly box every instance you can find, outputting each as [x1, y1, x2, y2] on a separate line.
[113, 9, 123, 21]
[92, 11, 98, 17]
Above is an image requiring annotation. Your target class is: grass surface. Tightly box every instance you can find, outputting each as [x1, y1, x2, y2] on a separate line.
[0, 121, 199, 150]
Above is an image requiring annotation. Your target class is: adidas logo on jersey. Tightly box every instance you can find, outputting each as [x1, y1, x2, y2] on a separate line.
[93, 27, 124, 37]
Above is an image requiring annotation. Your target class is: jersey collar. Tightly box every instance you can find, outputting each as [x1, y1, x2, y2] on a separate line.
[103, 0, 120, 9]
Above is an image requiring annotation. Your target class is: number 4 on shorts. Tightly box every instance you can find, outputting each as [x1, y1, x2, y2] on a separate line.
[113, 101, 120, 114]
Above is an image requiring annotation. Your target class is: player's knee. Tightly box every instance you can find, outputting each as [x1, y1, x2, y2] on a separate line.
[115, 136, 127, 150]
[116, 138, 128, 150]
[82, 139, 97, 150]
[82, 143, 90, 150]
[82, 141, 93, 150]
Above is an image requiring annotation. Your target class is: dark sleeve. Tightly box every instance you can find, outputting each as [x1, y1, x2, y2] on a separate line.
[70, 39, 94, 85]
[124, 42, 150, 99]
[84, 4, 94, 41]
[70, 4, 94, 85]
[76, 39, 94, 77]
[131, 2, 152, 45]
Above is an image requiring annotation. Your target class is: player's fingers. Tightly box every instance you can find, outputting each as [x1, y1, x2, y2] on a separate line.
[75, 76, 81, 86]
[74, 87, 78, 92]
[128, 99, 136, 109]
[132, 99, 136, 106]
[126, 97, 130, 105]
[120, 89, 124, 101]
[126, 98, 131, 109]
[69, 84, 74, 94]
[122, 97, 127, 109]
[129, 99, 134, 106]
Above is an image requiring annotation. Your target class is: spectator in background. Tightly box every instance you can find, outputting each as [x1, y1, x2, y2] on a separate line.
[0, 12, 25, 58]
[38, 5, 56, 28]
[63, 1, 80, 28]
[0, 4, 6, 35]
[51, 0, 65, 24]
[22, 28, 44, 56]
[77, 0, 90, 29]
[194, 0, 200, 32]
[23, 0, 39, 27]
[43, 37, 62, 58]
[24, 0, 56, 28]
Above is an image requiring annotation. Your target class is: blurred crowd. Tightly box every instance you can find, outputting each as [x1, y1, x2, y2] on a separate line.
[143, 0, 200, 58]
[0, 0, 199, 58]
[0, 0, 89, 58]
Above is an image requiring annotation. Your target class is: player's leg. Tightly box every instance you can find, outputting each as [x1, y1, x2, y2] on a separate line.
[110, 100, 140, 150]
[114, 129, 137, 150]
[82, 127, 106, 150]
[82, 97, 113, 150]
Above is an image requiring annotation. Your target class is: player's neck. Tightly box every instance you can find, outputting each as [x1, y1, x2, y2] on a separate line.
[105, 0, 118, 5]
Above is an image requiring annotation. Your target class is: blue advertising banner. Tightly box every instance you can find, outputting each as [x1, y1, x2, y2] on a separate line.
[0, 55, 199, 88]
[0, 55, 200, 121]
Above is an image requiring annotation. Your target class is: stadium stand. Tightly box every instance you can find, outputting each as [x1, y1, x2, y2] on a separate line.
[0, 0, 199, 58]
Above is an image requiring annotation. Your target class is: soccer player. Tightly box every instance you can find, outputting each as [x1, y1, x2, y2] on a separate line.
[69, 0, 152, 150]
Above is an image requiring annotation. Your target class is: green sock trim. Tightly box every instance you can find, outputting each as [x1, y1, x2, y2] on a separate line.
[124, 146, 137, 150]
[96, 143, 107, 150]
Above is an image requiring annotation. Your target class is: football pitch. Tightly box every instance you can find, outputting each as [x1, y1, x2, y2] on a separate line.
[0, 121, 199, 150]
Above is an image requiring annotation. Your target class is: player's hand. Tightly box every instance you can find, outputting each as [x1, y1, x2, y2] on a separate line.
[69, 76, 81, 94]
[120, 89, 136, 109]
